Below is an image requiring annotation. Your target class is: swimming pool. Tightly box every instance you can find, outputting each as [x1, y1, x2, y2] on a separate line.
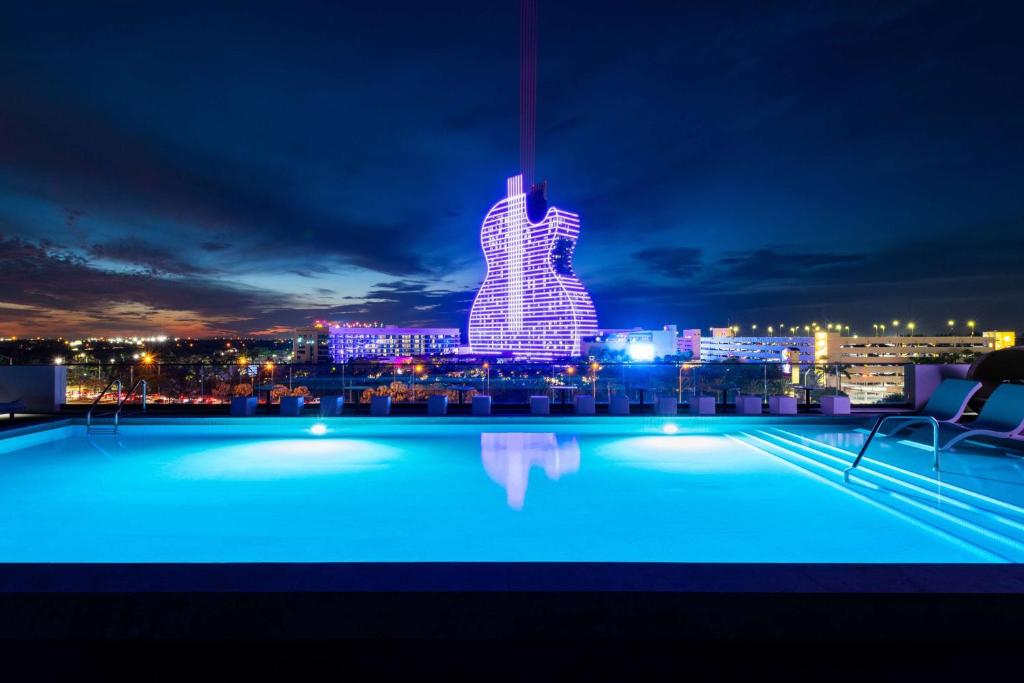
[1, 417, 1022, 564]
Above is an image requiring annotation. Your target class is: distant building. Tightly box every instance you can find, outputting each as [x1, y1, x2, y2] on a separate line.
[814, 331, 998, 363]
[328, 326, 460, 362]
[700, 329, 814, 364]
[983, 330, 1017, 351]
[581, 325, 679, 361]
[815, 331, 1003, 403]
[678, 328, 701, 360]
[292, 322, 332, 364]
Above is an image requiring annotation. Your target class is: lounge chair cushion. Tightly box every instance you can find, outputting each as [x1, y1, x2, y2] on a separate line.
[972, 383, 1024, 433]
[921, 379, 982, 421]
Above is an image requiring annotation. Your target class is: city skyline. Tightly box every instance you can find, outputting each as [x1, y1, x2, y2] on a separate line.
[2, 2, 1023, 338]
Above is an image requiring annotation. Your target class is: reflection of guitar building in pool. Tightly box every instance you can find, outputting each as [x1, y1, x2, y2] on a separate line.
[468, 175, 598, 360]
[480, 432, 581, 510]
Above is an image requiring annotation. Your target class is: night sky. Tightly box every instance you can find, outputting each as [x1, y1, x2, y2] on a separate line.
[2, 1, 1022, 337]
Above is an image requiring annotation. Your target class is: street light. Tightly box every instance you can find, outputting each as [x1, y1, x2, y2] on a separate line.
[968, 320, 976, 336]
[907, 322, 916, 335]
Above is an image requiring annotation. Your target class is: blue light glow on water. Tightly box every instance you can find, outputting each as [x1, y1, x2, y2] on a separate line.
[0, 418, 1015, 563]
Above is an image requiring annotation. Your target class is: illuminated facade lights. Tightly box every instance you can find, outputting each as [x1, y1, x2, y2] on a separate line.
[468, 175, 598, 359]
[327, 326, 459, 362]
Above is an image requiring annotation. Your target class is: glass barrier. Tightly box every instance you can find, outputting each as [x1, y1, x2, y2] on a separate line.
[59, 360, 911, 407]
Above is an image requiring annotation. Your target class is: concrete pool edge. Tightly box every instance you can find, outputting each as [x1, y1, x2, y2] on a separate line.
[2, 562, 1024, 593]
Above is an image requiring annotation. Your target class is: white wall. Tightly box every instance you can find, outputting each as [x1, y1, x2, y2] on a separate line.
[0, 366, 67, 412]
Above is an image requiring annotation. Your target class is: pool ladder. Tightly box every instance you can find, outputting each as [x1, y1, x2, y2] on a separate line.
[86, 378, 147, 434]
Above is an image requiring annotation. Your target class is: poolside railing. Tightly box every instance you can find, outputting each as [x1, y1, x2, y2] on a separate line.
[55, 360, 915, 408]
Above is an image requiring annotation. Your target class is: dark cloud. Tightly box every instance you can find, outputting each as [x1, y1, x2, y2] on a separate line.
[0, 235, 287, 335]
[633, 246, 703, 279]
[323, 280, 476, 329]
[87, 240, 209, 276]
[712, 248, 865, 285]
[596, 226, 1024, 330]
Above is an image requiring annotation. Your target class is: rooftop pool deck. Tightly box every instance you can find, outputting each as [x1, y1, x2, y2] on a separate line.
[3, 414, 1024, 642]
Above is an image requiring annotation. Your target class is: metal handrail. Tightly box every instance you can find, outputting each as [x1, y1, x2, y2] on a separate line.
[86, 378, 122, 431]
[115, 379, 148, 430]
[844, 414, 941, 482]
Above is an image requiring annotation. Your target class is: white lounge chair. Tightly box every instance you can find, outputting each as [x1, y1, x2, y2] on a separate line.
[937, 383, 1024, 451]
[846, 382, 1022, 480]
[880, 378, 982, 436]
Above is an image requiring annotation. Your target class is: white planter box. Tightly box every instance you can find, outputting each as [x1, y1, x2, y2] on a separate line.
[655, 396, 678, 416]
[688, 395, 716, 415]
[370, 395, 392, 416]
[735, 395, 763, 415]
[768, 395, 797, 415]
[427, 394, 448, 416]
[230, 396, 257, 416]
[319, 395, 344, 417]
[279, 395, 304, 416]
[575, 394, 596, 415]
[472, 395, 492, 416]
[530, 395, 550, 415]
[609, 394, 631, 416]
[821, 395, 851, 415]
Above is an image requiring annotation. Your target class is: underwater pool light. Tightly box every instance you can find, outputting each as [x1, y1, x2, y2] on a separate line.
[662, 423, 679, 435]
[310, 423, 328, 436]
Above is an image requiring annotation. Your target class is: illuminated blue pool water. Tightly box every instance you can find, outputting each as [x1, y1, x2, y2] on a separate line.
[1, 417, 1022, 563]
